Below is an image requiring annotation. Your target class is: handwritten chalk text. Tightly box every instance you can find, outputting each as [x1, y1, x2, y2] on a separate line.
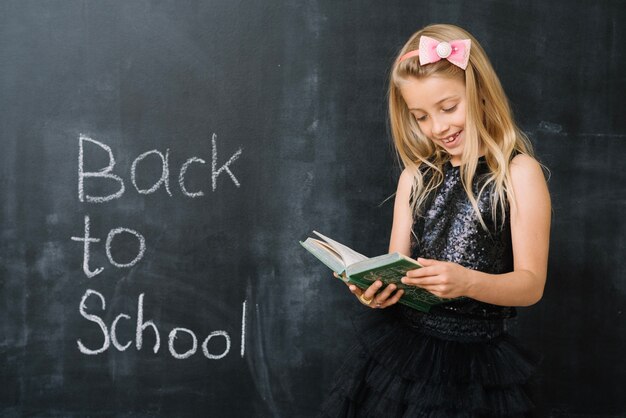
[78, 133, 242, 202]
[71, 215, 145, 278]
[77, 289, 247, 360]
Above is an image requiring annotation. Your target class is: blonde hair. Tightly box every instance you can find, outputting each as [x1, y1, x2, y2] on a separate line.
[388, 23, 533, 230]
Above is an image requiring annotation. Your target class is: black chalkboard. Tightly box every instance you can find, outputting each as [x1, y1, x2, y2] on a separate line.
[1, 1, 624, 416]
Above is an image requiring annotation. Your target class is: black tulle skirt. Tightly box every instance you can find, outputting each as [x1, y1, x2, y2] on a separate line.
[318, 305, 540, 418]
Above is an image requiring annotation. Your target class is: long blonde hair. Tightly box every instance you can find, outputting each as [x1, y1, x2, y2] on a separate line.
[388, 23, 533, 230]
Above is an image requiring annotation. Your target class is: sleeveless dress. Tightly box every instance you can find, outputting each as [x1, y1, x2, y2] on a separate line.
[318, 157, 540, 417]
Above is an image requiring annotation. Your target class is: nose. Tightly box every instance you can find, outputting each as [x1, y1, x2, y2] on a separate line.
[431, 116, 449, 137]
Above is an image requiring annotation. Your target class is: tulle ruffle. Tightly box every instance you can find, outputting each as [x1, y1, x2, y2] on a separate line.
[318, 306, 540, 417]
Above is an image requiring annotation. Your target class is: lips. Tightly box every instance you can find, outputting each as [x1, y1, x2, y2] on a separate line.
[442, 130, 461, 143]
[439, 130, 462, 147]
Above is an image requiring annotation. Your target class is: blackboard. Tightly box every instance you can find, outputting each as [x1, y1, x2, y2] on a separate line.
[1, 1, 624, 416]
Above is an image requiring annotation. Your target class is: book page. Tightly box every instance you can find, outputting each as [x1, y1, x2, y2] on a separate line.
[312, 231, 369, 266]
[310, 239, 343, 262]
[300, 238, 347, 274]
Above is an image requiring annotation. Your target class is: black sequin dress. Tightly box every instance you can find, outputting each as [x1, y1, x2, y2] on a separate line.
[318, 157, 540, 417]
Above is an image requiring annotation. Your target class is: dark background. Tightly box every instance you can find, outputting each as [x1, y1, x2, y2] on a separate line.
[1, 1, 624, 416]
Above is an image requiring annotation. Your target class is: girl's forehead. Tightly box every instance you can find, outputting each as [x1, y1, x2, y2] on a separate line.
[399, 76, 465, 110]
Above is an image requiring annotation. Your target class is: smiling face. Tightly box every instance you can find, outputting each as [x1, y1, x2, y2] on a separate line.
[399, 75, 468, 166]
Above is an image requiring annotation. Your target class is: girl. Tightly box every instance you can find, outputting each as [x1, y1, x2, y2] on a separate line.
[319, 24, 551, 417]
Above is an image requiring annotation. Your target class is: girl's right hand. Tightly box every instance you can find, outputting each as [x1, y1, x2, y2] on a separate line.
[333, 272, 404, 309]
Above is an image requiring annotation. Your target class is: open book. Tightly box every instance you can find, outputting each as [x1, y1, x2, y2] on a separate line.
[300, 231, 456, 312]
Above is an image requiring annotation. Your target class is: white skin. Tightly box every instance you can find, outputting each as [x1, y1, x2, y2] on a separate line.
[347, 75, 551, 309]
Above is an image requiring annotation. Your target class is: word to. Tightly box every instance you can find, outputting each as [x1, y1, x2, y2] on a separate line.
[71, 215, 145, 278]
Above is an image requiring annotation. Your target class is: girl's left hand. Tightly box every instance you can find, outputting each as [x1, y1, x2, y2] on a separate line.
[401, 257, 472, 299]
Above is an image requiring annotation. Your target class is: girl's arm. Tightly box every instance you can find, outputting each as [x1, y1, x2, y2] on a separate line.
[465, 154, 550, 306]
[402, 154, 551, 307]
[388, 168, 414, 256]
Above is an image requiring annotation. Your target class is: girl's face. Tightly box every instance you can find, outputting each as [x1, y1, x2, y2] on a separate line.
[399, 75, 467, 165]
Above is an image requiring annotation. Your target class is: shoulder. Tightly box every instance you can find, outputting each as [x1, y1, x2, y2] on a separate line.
[396, 168, 414, 200]
[399, 167, 414, 186]
[508, 154, 550, 207]
[509, 154, 545, 184]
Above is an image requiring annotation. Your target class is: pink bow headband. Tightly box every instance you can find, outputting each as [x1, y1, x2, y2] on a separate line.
[396, 35, 471, 70]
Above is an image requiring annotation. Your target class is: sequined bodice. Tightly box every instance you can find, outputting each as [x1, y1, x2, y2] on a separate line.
[409, 157, 515, 319]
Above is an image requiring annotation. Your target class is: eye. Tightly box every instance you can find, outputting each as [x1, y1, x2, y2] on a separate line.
[443, 104, 457, 112]
[414, 114, 427, 122]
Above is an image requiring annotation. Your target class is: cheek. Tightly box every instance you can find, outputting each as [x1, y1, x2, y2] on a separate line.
[416, 121, 431, 136]
[456, 105, 467, 126]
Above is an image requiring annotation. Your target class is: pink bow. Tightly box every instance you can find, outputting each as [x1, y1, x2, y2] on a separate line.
[397, 35, 471, 70]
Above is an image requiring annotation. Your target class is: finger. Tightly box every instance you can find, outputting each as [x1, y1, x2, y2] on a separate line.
[372, 287, 394, 307]
[406, 266, 438, 278]
[362, 280, 383, 300]
[373, 286, 399, 308]
[380, 289, 404, 308]
[374, 283, 397, 303]
[417, 257, 437, 266]
[401, 276, 441, 287]
[345, 284, 364, 297]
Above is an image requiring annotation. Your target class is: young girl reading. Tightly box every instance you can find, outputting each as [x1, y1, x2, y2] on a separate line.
[319, 23, 551, 417]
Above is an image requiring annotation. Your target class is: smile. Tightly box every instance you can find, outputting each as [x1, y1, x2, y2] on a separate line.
[441, 130, 462, 144]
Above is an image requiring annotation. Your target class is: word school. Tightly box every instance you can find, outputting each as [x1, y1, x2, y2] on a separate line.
[78, 289, 249, 360]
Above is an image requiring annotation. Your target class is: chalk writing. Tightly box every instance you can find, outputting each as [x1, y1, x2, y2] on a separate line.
[73, 133, 252, 362]
[76, 289, 247, 360]
[111, 313, 132, 351]
[78, 133, 242, 201]
[131, 149, 173, 195]
[71, 216, 146, 276]
[77, 289, 110, 355]
[202, 331, 231, 360]
[105, 227, 146, 268]
[168, 328, 197, 359]
[136, 292, 160, 354]
[241, 299, 247, 358]
[211, 133, 242, 191]
[78, 135, 125, 203]
[179, 157, 206, 197]
[70, 215, 104, 278]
